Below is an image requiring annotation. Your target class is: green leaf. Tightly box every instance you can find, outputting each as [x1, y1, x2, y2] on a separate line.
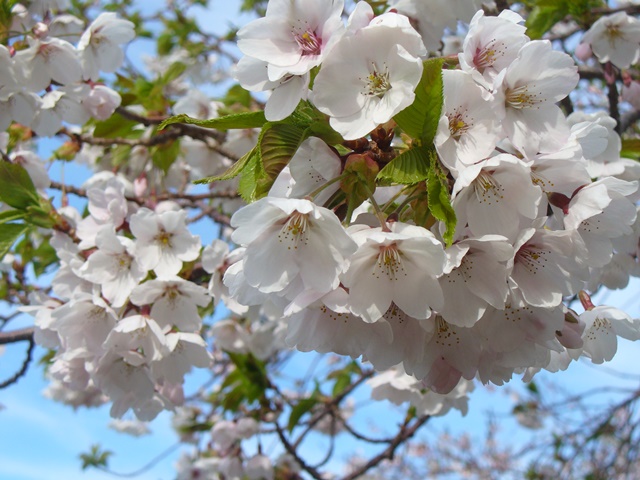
[79, 444, 112, 471]
[0, 210, 26, 224]
[31, 239, 58, 277]
[223, 84, 253, 108]
[151, 139, 180, 173]
[393, 58, 444, 143]
[238, 153, 265, 202]
[161, 62, 187, 84]
[0, 223, 29, 259]
[254, 123, 307, 198]
[377, 146, 431, 184]
[159, 111, 267, 131]
[288, 395, 320, 433]
[427, 157, 456, 246]
[195, 145, 258, 185]
[621, 138, 640, 159]
[525, 5, 565, 39]
[0, 162, 41, 210]
[93, 114, 139, 138]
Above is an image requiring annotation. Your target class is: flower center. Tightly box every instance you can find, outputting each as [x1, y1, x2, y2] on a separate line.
[278, 211, 310, 249]
[155, 230, 173, 248]
[374, 244, 405, 281]
[294, 30, 322, 56]
[505, 85, 540, 109]
[473, 40, 504, 71]
[530, 169, 555, 192]
[516, 246, 547, 274]
[363, 64, 391, 97]
[604, 23, 624, 45]
[448, 110, 470, 140]
[434, 316, 460, 348]
[473, 171, 504, 204]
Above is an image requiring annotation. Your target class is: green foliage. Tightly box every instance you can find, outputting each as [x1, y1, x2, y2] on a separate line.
[524, 0, 605, 39]
[0, 0, 18, 39]
[288, 392, 320, 433]
[92, 114, 140, 139]
[427, 157, 456, 246]
[195, 101, 339, 202]
[218, 352, 269, 411]
[621, 139, 640, 159]
[80, 444, 112, 471]
[393, 58, 444, 144]
[0, 223, 29, 259]
[0, 162, 41, 210]
[377, 146, 432, 184]
[159, 111, 267, 131]
[328, 361, 362, 397]
[151, 139, 181, 173]
[341, 154, 379, 220]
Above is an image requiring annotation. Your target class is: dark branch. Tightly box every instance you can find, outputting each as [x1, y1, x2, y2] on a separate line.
[0, 327, 35, 345]
[340, 415, 431, 480]
[0, 334, 35, 389]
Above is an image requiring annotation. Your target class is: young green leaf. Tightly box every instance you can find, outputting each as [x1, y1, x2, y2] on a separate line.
[393, 58, 444, 144]
[0, 162, 41, 210]
[0, 223, 29, 260]
[427, 157, 456, 246]
[377, 146, 431, 185]
[159, 111, 267, 131]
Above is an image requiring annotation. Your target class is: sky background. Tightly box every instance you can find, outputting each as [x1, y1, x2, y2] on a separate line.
[1, 1, 640, 479]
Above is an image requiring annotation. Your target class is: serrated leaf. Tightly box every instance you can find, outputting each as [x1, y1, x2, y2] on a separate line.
[288, 396, 319, 433]
[0, 223, 29, 259]
[377, 146, 431, 184]
[0, 162, 41, 210]
[254, 123, 307, 198]
[393, 58, 444, 143]
[427, 157, 456, 246]
[159, 111, 267, 131]
[196, 145, 259, 185]
[238, 152, 266, 202]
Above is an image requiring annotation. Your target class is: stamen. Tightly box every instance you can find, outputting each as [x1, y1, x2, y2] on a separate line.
[474, 171, 504, 204]
[505, 85, 540, 109]
[278, 211, 310, 250]
[373, 244, 406, 281]
[294, 30, 321, 56]
[362, 63, 391, 97]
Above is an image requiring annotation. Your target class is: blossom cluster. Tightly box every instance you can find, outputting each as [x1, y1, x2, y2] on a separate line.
[2, 4, 134, 135]
[229, 3, 640, 395]
[25, 176, 212, 420]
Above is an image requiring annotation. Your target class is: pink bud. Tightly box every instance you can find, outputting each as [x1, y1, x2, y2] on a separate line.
[134, 175, 148, 197]
[33, 22, 49, 39]
[574, 42, 592, 62]
[579, 290, 595, 311]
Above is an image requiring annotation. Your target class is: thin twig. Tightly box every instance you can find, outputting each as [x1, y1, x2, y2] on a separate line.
[0, 335, 35, 389]
[275, 423, 324, 480]
[340, 415, 431, 480]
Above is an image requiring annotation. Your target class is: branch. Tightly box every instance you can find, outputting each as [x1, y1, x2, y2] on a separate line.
[0, 327, 34, 345]
[340, 415, 431, 480]
[0, 333, 35, 389]
[115, 107, 226, 144]
[275, 423, 325, 480]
